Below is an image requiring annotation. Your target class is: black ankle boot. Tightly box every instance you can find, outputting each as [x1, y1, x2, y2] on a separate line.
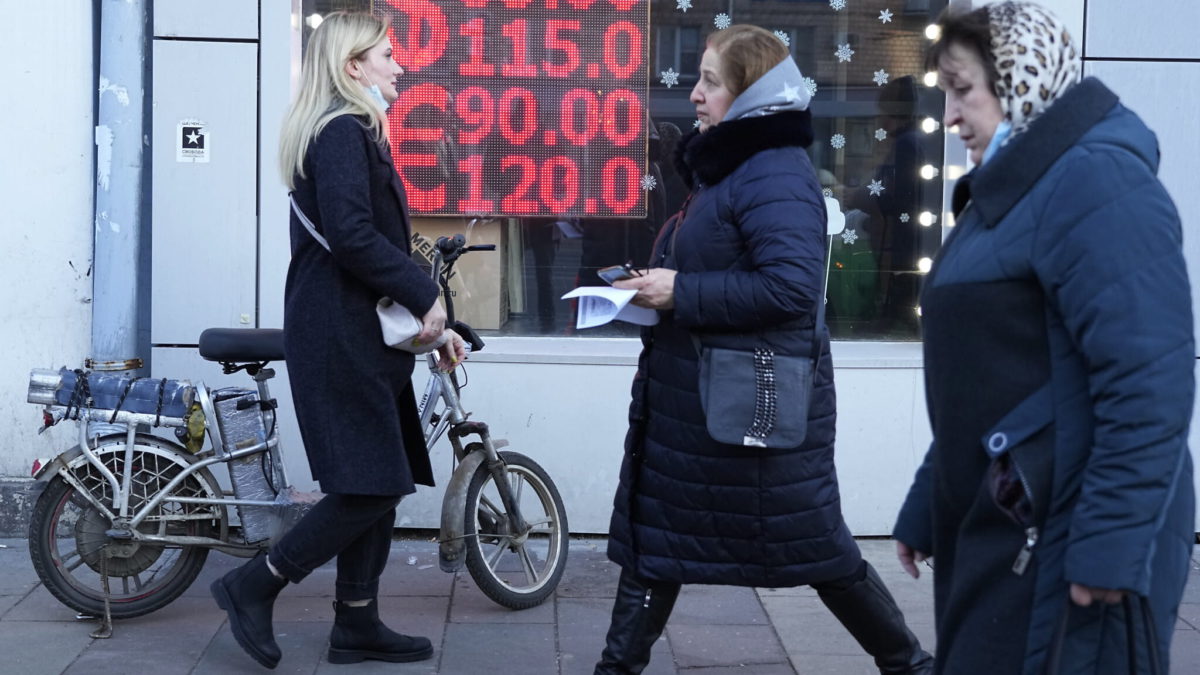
[594, 568, 681, 675]
[327, 599, 434, 664]
[210, 553, 289, 669]
[816, 562, 935, 675]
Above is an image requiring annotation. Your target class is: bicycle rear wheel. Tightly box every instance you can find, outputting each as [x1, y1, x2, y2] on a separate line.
[28, 436, 221, 618]
[463, 451, 568, 609]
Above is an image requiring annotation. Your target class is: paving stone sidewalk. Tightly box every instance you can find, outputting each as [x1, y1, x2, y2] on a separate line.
[0, 537, 1196, 674]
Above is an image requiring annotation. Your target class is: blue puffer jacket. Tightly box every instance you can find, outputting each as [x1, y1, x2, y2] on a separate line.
[606, 110, 862, 587]
[894, 78, 1195, 674]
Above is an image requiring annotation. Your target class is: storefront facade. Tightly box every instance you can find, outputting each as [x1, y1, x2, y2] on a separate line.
[4, 0, 1198, 534]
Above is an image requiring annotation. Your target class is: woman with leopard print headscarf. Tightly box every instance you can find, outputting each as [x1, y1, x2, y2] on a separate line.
[893, 2, 1193, 673]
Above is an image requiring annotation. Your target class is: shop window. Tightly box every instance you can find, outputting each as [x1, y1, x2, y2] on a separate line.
[308, 0, 951, 339]
[655, 25, 702, 86]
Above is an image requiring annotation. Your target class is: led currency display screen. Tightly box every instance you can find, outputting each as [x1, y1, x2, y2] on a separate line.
[378, 0, 650, 218]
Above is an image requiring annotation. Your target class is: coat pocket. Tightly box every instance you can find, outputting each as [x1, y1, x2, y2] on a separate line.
[981, 382, 1055, 575]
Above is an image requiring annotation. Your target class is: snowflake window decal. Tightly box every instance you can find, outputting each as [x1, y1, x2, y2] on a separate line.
[873, 69, 890, 87]
[802, 77, 818, 97]
[660, 68, 680, 88]
[774, 30, 790, 47]
[868, 179, 886, 197]
[675, 0, 692, 12]
[900, 212, 911, 223]
[693, 119, 701, 129]
[835, 44, 855, 63]
[830, 0, 847, 11]
[831, 134, 846, 150]
[640, 175, 658, 191]
[714, 13, 732, 30]
[841, 228, 859, 245]
[879, 8, 894, 24]
[875, 128, 888, 141]
[822, 187, 834, 199]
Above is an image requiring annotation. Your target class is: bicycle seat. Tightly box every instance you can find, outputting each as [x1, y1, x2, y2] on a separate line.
[199, 328, 285, 363]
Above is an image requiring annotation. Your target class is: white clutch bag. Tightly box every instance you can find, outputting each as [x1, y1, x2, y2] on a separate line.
[376, 298, 448, 354]
[292, 195, 448, 355]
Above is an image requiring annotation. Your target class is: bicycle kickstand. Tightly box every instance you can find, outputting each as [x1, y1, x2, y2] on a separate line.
[89, 549, 114, 639]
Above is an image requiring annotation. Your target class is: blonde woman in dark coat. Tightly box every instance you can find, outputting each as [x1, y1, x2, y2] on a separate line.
[209, 12, 464, 669]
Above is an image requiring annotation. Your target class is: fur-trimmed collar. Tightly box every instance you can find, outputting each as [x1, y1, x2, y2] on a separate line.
[675, 110, 814, 189]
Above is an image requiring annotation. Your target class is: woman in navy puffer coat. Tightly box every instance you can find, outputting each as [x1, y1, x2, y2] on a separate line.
[894, 5, 1194, 674]
[593, 26, 932, 675]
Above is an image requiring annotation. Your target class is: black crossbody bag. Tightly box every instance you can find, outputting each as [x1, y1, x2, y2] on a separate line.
[694, 293, 824, 449]
[664, 196, 827, 449]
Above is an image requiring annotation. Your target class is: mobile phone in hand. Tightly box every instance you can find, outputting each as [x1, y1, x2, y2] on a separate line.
[597, 264, 637, 285]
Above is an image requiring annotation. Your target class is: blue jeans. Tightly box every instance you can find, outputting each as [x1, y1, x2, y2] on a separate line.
[268, 493, 402, 601]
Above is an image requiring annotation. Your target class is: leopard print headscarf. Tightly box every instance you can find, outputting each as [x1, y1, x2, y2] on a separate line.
[987, 1, 1082, 135]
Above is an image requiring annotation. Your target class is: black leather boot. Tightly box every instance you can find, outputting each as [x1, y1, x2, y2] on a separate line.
[594, 568, 681, 675]
[327, 599, 434, 664]
[210, 553, 289, 669]
[816, 562, 935, 675]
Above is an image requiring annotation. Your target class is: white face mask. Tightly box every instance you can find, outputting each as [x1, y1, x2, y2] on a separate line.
[364, 83, 389, 113]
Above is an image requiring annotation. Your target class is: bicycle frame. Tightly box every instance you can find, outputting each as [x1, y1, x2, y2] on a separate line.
[36, 238, 513, 553]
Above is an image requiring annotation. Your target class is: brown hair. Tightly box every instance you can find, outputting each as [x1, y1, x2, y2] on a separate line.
[706, 25, 789, 97]
[926, 7, 1000, 93]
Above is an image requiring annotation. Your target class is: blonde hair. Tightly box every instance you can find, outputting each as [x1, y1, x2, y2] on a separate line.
[279, 12, 390, 189]
[706, 25, 789, 97]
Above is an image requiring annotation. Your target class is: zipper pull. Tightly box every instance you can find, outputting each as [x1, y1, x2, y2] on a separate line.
[643, 589, 652, 608]
[1012, 526, 1039, 575]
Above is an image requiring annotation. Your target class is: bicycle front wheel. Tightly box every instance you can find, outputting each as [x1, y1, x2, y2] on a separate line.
[463, 451, 568, 609]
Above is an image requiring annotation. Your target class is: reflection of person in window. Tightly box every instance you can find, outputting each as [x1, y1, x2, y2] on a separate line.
[853, 76, 924, 333]
[594, 25, 932, 675]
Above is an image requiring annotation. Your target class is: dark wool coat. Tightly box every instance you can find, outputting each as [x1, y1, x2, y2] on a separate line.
[606, 110, 863, 587]
[284, 114, 441, 496]
[894, 79, 1195, 674]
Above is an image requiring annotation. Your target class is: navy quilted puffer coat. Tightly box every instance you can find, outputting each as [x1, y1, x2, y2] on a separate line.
[606, 110, 862, 587]
[894, 79, 1194, 674]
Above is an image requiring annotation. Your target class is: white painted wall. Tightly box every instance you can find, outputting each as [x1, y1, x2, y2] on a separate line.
[152, 339, 931, 534]
[0, 3, 96, 476]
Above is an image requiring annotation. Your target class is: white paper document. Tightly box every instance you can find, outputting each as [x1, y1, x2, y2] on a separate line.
[561, 286, 660, 329]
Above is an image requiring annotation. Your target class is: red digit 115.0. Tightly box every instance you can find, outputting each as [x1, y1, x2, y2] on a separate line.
[543, 19, 581, 78]
[501, 19, 538, 77]
[458, 19, 493, 77]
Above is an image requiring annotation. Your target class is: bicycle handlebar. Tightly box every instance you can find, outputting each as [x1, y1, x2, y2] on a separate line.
[433, 234, 495, 326]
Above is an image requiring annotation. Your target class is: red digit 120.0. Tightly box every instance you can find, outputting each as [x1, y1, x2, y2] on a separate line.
[602, 157, 640, 215]
[457, 155, 494, 213]
[539, 157, 579, 213]
[501, 156, 540, 214]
